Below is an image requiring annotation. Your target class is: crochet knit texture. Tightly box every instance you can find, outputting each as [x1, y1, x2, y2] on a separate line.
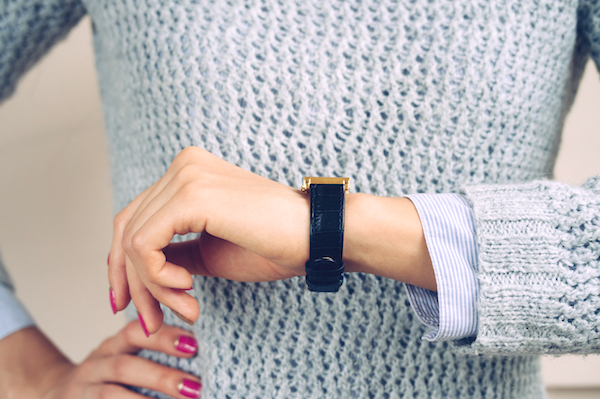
[3, 0, 600, 397]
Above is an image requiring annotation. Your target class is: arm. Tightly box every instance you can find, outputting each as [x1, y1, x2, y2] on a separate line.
[0, 322, 202, 399]
[111, 147, 600, 356]
[1, 244, 202, 398]
[107, 147, 437, 332]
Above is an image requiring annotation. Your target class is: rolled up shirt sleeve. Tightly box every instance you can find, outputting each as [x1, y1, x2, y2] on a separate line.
[0, 255, 35, 341]
[404, 193, 479, 341]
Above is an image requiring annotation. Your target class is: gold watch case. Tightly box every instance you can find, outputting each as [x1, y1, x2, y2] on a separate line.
[301, 177, 350, 193]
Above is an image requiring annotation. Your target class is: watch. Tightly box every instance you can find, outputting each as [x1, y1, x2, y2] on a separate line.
[301, 177, 350, 292]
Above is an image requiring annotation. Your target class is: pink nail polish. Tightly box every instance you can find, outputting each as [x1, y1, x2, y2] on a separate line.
[109, 288, 117, 315]
[138, 312, 150, 337]
[175, 336, 198, 354]
[178, 379, 201, 398]
[107, 252, 110, 265]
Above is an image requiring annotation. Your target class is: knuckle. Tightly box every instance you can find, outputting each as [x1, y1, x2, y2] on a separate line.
[113, 211, 128, 232]
[173, 146, 202, 166]
[122, 321, 139, 343]
[180, 179, 202, 200]
[110, 354, 133, 378]
[154, 368, 176, 392]
[77, 358, 94, 377]
[121, 229, 134, 254]
[176, 162, 203, 183]
[130, 231, 147, 253]
[180, 146, 203, 158]
[97, 385, 120, 399]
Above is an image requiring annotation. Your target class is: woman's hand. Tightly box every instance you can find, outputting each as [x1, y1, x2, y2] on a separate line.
[0, 322, 201, 399]
[109, 146, 311, 334]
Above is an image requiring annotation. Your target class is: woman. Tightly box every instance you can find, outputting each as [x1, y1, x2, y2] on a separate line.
[2, 0, 600, 398]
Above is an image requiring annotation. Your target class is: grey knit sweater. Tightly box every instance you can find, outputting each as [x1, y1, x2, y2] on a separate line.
[3, 0, 600, 397]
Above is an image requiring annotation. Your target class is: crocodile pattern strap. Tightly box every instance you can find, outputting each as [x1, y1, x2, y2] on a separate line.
[305, 183, 345, 292]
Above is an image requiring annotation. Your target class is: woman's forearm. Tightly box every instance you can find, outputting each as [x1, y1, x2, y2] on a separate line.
[109, 148, 438, 332]
[344, 193, 437, 292]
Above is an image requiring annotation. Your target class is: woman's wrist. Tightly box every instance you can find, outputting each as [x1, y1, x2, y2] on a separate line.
[343, 193, 437, 292]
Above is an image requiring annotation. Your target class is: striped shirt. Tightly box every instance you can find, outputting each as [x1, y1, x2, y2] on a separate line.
[406, 193, 479, 340]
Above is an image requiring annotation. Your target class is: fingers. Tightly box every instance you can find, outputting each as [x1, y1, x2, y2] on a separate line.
[97, 321, 197, 357]
[112, 152, 206, 332]
[125, 256, 163, 335]
[122, 189, 205, 326]
[109, 181, 159, 313]
[110, 159, 193, 310]
[87, 357, 202, 399]
[86, 321, 202, 399]
[126, 253, 200, 334]
[84, 384, 149, 399]
[124, 174, 201, 289]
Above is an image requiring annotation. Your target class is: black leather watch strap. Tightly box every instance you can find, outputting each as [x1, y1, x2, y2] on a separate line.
[304, 181, 347, 292]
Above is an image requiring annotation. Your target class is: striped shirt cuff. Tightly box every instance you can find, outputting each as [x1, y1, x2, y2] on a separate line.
[0, 285, 36, 340]
[0, 257, 36, 341]
[405, 193, 479, 341]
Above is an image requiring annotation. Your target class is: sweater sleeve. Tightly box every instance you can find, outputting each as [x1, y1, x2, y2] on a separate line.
[578, 0, 600, 71]
[455, 177, 600, 355]
[0, 0, 87, 103]
[451, 2, 600, 356]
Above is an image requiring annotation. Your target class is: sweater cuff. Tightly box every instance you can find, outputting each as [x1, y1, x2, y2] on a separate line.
[459, 180, 600, 354]
[405, 193, 479, 341]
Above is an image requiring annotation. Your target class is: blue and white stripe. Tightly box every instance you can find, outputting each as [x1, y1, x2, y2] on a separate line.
[0, 255, 35, 341]
[405, 193, 479, 341]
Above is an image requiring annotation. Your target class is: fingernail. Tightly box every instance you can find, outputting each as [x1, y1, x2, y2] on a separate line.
[109, 288, 117, 315]
[178, 379, 201, 398]
[107, 252, 110, 265]
[137, 312, 150, 337]
[175, 335, 198, 354]
[170, 308, 195, 326]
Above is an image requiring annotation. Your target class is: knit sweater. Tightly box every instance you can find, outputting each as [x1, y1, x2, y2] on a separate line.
[3, 0, 600, 397]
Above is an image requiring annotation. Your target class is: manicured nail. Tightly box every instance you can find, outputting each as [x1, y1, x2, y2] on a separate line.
[175, 335, 198, 354]
[178, 379, 201, 398]
[109, 288, 117, 315]
[170, 308, 195, 326]
[107, 252, 110, 265]
[137, 312, 150, 337]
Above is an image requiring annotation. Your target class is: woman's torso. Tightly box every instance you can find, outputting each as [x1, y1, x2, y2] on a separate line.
[83, 0, 586, 397]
